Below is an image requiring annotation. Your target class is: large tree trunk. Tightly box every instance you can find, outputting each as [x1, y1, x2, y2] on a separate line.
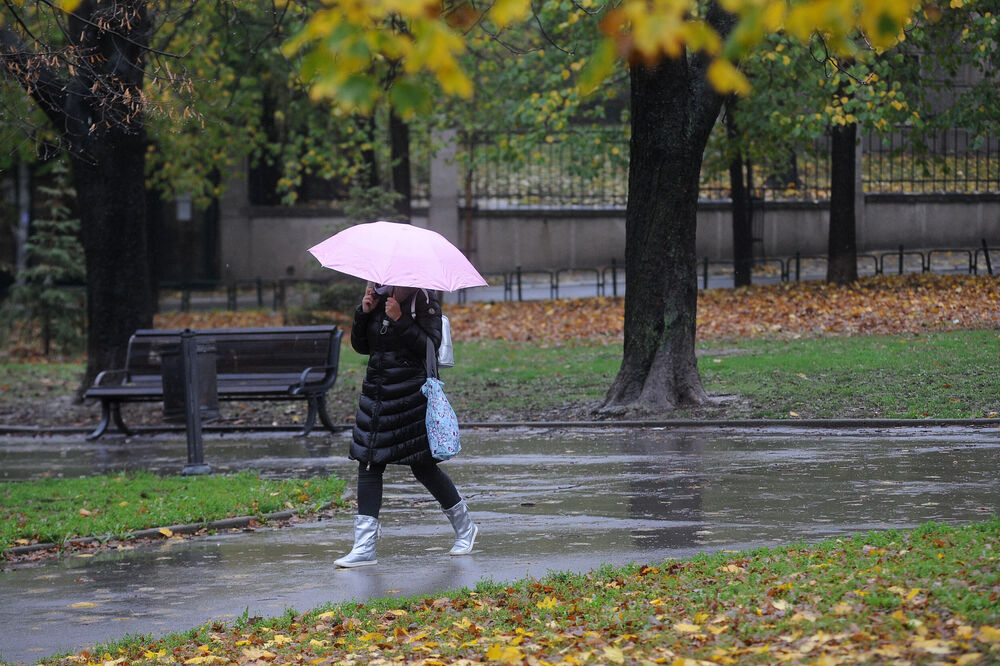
[1, 1, 154, 389]
[600, 58, 723, 416]
[73, 133, 154, 381]
[827, 121, 858, 284]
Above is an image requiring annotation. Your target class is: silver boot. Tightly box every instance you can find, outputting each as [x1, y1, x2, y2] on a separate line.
[443, 500, 478, 555]
[334, 515, 380, 567]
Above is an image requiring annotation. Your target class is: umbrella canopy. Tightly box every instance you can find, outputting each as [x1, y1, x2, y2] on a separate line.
[307, 221, 488, 292]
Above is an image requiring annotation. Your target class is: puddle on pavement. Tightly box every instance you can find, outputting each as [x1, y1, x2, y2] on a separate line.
[1, 426, 997, 663]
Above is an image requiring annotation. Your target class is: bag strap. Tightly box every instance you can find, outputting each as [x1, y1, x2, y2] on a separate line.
[410, 289, 432, 318]
[425, 337, 439, 379]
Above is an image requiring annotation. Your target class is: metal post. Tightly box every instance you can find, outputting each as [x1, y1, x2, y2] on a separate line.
[256, 277, 263, 307]
[516, 266, 523, 302]
[983, 238, 994, 276]
[611, 258, 618, 297]
[898, 244, 904, 275]
[702, 257, 709, 289]
[181, 329, 211, 475]
[795, 252, 801, 282]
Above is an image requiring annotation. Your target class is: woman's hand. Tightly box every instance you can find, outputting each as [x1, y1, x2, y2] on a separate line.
[362, 285, 380, 313]
[384, 296, 402, 321]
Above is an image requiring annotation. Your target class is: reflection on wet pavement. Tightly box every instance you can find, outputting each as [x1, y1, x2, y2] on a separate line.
[1, 426, 997, 663]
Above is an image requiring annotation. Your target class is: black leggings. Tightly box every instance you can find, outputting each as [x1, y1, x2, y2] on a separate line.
[356, 461, 461, 518]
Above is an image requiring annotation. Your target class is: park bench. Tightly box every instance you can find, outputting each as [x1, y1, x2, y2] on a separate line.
[84, 326, 343, 440]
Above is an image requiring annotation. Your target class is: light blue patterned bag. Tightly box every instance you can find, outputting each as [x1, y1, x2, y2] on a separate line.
[423, 338, 460, 461]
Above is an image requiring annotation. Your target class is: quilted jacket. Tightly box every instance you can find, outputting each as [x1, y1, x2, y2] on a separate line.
[350, 288, 443, 466]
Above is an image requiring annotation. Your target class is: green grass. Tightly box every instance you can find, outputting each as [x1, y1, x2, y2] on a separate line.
[2, 329, 998, 424]
[0, 470, 347, 552]
[696, 329, 1000, 419]
[35, 518, 1000, 665]
[444, 339, 621, 417]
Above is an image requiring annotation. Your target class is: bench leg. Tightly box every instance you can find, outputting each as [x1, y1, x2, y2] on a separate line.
[112, 403, 134, 437]
[86, 401, 134, 440]
[86, 400, 113, 440]
[296, 397, 320, 437]
[316, 394, 337, 432]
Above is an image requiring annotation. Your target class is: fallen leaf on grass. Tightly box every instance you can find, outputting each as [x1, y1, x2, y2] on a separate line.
[674, 622, 701, 633]
[976, 625, 1000, 643]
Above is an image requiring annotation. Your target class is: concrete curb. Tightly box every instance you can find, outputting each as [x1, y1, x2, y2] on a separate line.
[1, 418, 998, 438]
[461, 418, 1000, 429]
[2, 503, 335, 559]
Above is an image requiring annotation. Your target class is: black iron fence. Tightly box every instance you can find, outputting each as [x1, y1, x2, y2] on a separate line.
[864, 127, 1000, 194]
[462, 129, 629, 209]
[453, 127, 1000, 209]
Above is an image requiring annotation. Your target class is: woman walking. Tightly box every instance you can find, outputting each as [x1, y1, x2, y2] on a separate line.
[335, 282, 478, 568]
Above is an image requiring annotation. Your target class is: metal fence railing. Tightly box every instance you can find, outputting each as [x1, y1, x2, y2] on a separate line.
[462, 129, 630, 209]
[449, 126, 1000, 209]
[863, 127, 1000, 194]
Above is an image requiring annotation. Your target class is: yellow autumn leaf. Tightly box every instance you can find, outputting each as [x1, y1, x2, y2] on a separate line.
[271, 634, 293, 645]
[486, 644, 524, 664]
[490, 0, 530, 27]
[241, 648, 276, 660]
[603, 646, 626, 663]
[772, 599, 790, 610]
[955, 654, 983, 665]
[673, 622, 701, 633]
[316, 611, 337, 620]
[358, 632, 385, 642]
[70, 602, 98, 608]
[976, 625, 1000, 643]
[536, 596, 559, 609]
[184, 657, 226, 665]
[912, 638, 955, 655]
[707, 59, 751, 96]
[158, 527, 173, 537]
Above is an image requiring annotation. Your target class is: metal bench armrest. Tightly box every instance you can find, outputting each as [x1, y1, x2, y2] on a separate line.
[290, 364, 339, 394]
[92, 369, 129, 387]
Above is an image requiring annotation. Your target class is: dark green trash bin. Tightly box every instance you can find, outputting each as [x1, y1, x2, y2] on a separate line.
[161, 338, 219, 423]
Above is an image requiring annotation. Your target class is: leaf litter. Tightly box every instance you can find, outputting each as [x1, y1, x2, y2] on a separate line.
[444, 274, 1000, 344]
[146, 274, 1000, 345]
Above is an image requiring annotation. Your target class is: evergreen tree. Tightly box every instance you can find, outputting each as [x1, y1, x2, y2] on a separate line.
[2, 161, 85, 356]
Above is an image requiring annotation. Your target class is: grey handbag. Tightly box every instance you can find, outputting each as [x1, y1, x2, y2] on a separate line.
[412, 290, 454, 368]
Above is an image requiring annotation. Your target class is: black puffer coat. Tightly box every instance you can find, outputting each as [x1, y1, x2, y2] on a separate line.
[350, 289, 443, 466]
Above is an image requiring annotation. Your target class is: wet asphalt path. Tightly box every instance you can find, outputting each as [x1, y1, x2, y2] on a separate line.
[1, 425, 997, 663]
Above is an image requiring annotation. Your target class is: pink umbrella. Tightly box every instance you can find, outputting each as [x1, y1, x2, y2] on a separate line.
[307, 221, 487, 292]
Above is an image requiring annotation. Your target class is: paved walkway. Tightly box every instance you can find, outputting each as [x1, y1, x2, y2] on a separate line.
[1, 425, 998, 663]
